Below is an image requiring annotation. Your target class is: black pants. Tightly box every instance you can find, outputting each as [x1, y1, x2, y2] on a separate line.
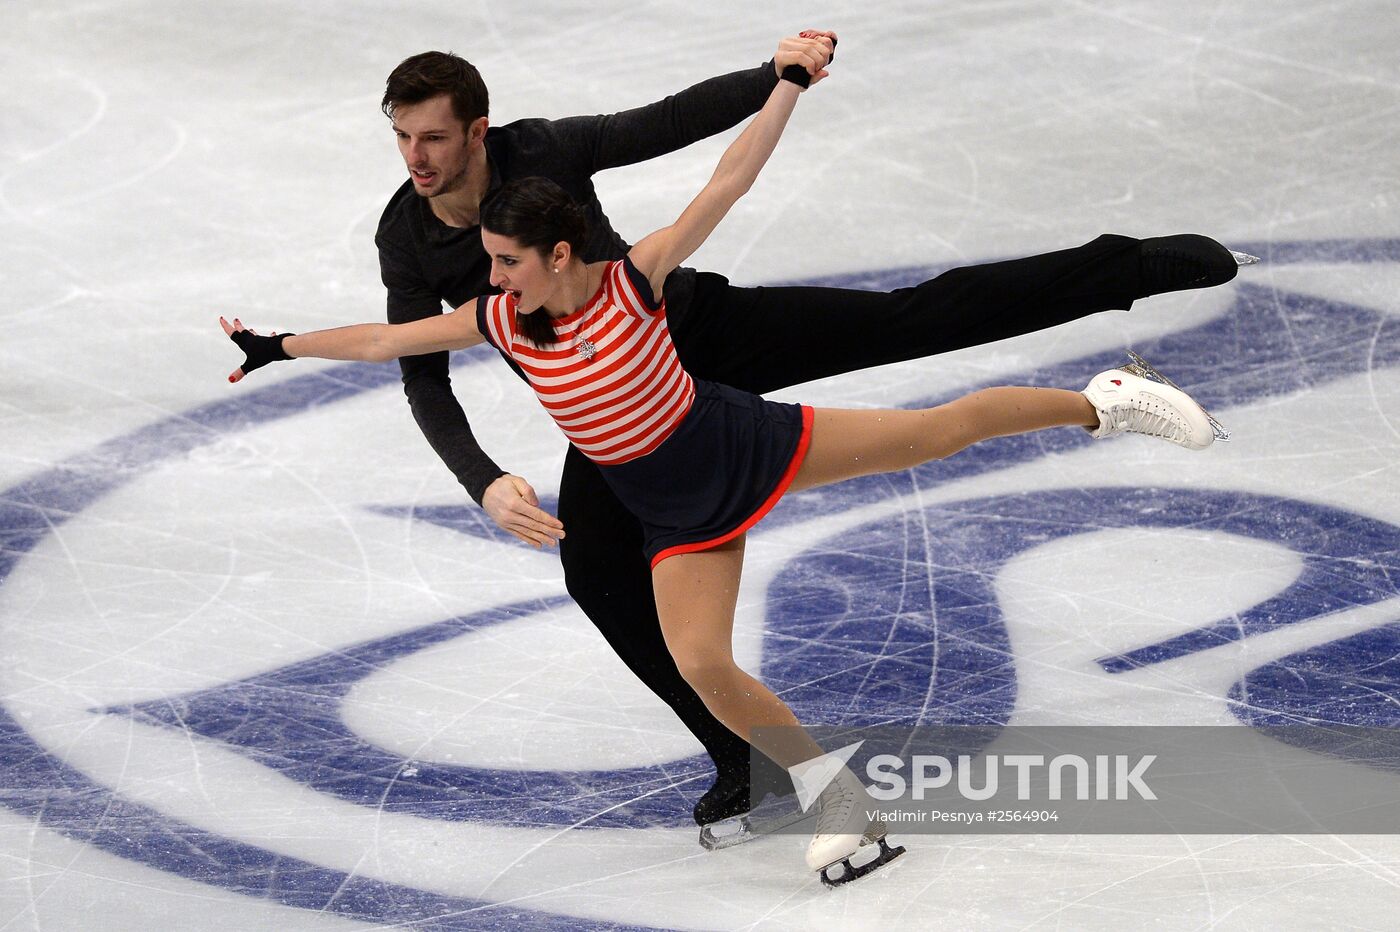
[557, 234, 1144, 777]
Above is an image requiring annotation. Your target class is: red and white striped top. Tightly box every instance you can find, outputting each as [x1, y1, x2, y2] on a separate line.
[476, 258, 696, 465]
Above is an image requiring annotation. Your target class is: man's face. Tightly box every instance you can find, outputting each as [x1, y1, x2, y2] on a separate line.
[392, 95, 477, 199]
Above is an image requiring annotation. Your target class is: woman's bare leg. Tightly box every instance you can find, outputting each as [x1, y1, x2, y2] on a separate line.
[792, 386, 1097, 491]
[651, 535, 827, 769]
[647, 388, 1097, 768]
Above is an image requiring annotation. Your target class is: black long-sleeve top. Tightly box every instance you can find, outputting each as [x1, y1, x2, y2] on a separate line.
[375, 60, 778, 504]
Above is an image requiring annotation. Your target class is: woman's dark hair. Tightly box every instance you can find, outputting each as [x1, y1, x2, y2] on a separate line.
[382, 51, 489, 129]
[480, 177, 590, 347]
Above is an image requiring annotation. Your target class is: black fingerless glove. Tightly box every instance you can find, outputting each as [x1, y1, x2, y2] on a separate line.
[230, 329, 294, 375]
[779, 64, 812, 88]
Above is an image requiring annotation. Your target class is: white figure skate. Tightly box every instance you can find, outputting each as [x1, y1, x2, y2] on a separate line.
[1081, 353, 1223, 450]
[805, 768, 905, 887]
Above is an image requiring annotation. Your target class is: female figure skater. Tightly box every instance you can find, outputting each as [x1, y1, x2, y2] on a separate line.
[222, 55, 1229, 884]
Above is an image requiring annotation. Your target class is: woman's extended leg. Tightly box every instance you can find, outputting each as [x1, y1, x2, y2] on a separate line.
[791, 386, 1097, 491]
[650, 388, 1099, 758]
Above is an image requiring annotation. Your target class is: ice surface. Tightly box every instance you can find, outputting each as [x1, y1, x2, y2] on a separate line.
[3, 0, 1400, 928]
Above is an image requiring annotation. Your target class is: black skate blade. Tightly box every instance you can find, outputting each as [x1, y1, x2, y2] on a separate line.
[819, 836, 906, 888]
[699, 803, 812, 851]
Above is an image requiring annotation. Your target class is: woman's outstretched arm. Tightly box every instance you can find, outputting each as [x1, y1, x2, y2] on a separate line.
[627, 35, 831, 297]
[220, 298, 484, 382]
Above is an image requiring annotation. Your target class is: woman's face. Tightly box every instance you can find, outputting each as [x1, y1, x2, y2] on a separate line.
[482, 229, 555, 314]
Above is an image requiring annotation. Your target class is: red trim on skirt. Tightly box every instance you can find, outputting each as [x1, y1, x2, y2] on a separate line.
[649, 405, 814, 569]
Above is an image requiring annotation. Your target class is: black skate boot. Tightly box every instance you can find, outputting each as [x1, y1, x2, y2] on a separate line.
[695, 757, 805, 851]
[693, 768, 752, 827]
[1136, 234, 1258, 299]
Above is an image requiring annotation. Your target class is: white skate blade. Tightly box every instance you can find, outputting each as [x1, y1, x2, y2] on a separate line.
[1231, 250, 1261, 266]
[698, 802, 811, 851]
[1123, 349, 1232, 442]
[818, 836, 907, 888]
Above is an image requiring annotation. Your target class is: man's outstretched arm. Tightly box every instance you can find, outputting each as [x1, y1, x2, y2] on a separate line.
[565, 31, 836, 173]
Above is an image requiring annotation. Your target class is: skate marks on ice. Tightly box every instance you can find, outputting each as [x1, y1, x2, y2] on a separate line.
[1, 240, 1399, 925]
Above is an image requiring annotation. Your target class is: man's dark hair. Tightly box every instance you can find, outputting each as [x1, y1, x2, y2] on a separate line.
[382, 51, 489, 129]
[481, 177, 591, 348]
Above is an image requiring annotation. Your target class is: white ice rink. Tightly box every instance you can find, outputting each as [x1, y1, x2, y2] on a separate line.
[4, 1, 1400, 928]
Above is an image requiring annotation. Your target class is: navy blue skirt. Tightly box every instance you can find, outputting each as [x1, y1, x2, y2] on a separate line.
[597, 379, 812, 567]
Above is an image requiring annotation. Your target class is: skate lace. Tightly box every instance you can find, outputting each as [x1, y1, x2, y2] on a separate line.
[814, 777, 859, 836]
[1110, 394, 1189, 443]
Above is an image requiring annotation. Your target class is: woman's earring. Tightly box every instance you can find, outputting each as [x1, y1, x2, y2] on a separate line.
[553, 267, 560, 274]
